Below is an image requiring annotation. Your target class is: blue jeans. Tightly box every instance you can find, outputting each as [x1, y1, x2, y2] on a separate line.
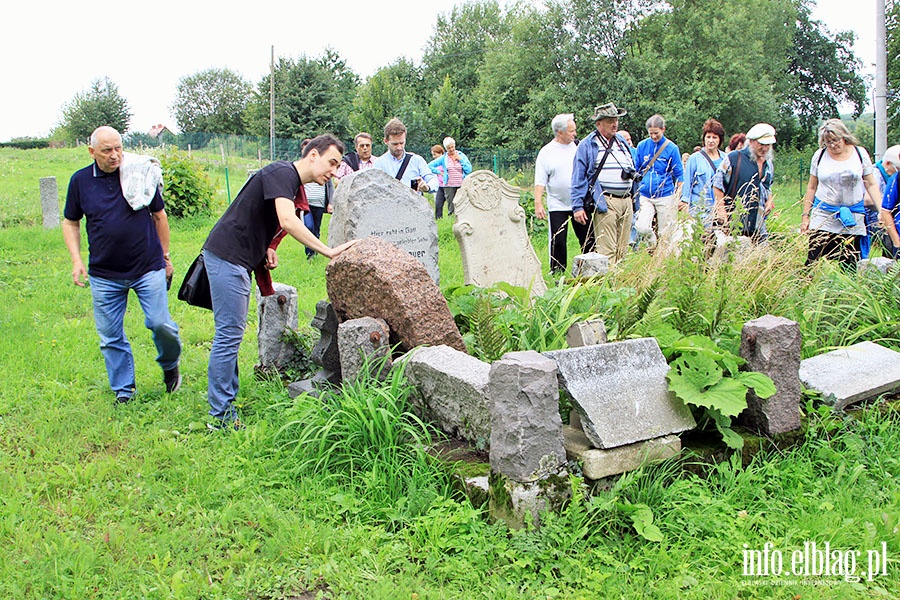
[304, 206, 327, 258]
[204, 249, 250, 421]
[90, 268, 181, 398]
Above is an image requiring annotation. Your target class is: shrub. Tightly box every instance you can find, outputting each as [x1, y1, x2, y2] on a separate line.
[158, 149, 214, 218]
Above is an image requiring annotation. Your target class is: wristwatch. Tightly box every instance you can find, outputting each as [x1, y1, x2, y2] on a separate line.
[164, 252, 171, 260]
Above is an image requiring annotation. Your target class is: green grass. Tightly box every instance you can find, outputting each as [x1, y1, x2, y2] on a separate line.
[1, 149, 900, 598]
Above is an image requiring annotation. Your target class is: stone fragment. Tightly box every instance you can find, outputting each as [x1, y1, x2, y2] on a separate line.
[565, 320, 608, 348]
[328, 168, 440, 283]
[402, 345, 491, 445]
[858, 257, 897, 274]
[488, 471, 570, 529]
[256, 283, 299, 371]
[563, 427, 681, 480]
[544, 338, 695, 449]
[571, 252, 609, 278]
[309, 300, 341, 384]
[488, 351, 567, 482]
[799, 341, 900, 410]
[452, 170, 547, 296]
[40, 176, 59, 229]
[337, 317, 391, 382]
[326, 236, 465, 353]
[739, 315, 801, 434]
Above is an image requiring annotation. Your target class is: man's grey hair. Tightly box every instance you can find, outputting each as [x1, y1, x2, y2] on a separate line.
[646, 114, 665, 130]
[89, 125, 121, 147]
[883, 144, 900, 168]
[551, 113, 574, 135]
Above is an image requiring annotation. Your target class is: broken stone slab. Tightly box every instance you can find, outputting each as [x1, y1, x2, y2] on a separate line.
[544, 338, 695, 449]
[565, 320, 608, 348]
[799, 341, 900, 410]
[402, 345, 492, 446]
[326, 236, 466, 353]
[489, 351, 567, 482]
[287, 379, 319, 399]
[563, 426, 681, 480]
[256, 283, 299, 372]
[571, 252, 609, 278]
[337, 317, 391, 383]
[488, 471, 570, 529]
[453, 170, 547, 297]
[739, 315, 801, 435]
[858, 257, 897, 274]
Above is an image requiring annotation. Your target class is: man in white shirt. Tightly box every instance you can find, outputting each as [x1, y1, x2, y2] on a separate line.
[373, 118, 437, 193]
[534, 113, 595, 272]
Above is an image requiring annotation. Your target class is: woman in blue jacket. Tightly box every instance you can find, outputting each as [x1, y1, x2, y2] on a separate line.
[429, 137, 472, 218]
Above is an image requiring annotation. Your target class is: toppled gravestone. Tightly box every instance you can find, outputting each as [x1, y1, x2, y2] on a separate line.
[402, 345, 491, 445]
[489, 351, 566, 482]
[256, 282, 299, 372]
[739, 315, 801, 434]
[799, 341, 900, 410]
[328, 169, 440, 283]
[326, 236, 465, 353]
[453, 170, 547, 297]
[544, 338, 695, 449]
[857, 257, 897, 274]
[337, 317, 391, 383]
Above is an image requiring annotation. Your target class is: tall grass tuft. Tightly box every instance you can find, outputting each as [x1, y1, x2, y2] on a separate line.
[271, 357, 454, 526]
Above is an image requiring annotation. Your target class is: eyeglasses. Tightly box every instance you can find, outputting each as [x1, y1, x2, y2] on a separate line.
[825, 138, 843, 147]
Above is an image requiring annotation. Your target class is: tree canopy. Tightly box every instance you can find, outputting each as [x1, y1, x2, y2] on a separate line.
[171, 68, 252, 134]
[58, 77, 132, 142]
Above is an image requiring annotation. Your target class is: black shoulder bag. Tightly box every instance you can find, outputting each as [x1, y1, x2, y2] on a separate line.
[177, 253, 213, 310]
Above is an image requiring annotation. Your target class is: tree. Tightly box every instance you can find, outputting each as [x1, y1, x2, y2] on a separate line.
[422, 0, 511, 143]
[245, 49, 359, 141]
[59, 77, 131, 142]
[351, 58, 429, 148]
[887, 0, 900, 140]
[171, 68, 251, 134]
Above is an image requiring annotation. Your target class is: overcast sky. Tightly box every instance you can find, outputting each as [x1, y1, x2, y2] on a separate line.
[0, 0, 876, 142]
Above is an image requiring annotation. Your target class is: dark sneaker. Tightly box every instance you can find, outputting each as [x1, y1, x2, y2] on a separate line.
[164, 366, 182, 393]
[207, 418, 244, 432]
[115, 395, 133, 404]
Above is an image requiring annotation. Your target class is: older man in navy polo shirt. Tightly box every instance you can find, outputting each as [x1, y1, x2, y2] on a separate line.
[63, 126, 182, 403]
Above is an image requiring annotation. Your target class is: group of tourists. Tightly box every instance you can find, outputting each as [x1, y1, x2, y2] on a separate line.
[534, 103, 900, 273]
[62, 118, 472, 430]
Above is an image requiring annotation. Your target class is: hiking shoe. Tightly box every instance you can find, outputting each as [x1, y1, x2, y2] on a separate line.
[164, 366, 182, 393]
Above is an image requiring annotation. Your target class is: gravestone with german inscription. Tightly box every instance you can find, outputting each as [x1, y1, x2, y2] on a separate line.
[328, 169, 440, 283]
[452, 170, 547, 296]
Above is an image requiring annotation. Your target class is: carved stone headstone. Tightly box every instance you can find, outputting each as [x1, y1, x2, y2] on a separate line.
[799, 341, 900, 410]
[40, 177, 59, 229]
[544, 338, 696, 449]
[256, 283, 299, 371]
[453, 170, 547, 296]
[337, 317, 391, 383]
[328, 169, 440, 283]
[326, 236, 465, 353]
[489, 351, 567, 482]
[403, 345, 491, 445]
[739, 315, 801, 434]
[309, 300, 341, 384]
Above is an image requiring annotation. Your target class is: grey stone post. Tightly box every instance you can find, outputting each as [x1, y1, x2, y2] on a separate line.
[40, 177, 59, 229]
[739, 315, 801, 434]
[256, 283, 299, 371]
[337, 317, 391, 382]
